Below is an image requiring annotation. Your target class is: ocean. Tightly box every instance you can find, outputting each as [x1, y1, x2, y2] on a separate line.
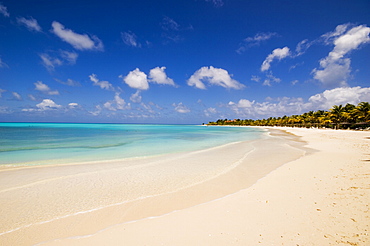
[0, 123, 266, 166]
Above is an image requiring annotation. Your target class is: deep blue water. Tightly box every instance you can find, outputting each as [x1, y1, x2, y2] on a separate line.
[0, 123, 265, 166]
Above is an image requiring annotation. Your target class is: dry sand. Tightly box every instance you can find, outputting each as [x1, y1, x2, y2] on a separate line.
[1, 127, 369, 245]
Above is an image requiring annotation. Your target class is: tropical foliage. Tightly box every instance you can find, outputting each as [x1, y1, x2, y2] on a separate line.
[207, 102, 370, 130]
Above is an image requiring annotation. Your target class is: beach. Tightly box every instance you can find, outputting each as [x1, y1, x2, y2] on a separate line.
[1, 127, 369, 245]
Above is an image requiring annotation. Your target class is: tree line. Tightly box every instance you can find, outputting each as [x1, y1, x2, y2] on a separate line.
[207, 102, 370, 130]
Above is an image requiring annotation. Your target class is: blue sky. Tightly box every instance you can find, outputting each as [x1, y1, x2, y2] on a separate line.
[0, 0, 370, 124]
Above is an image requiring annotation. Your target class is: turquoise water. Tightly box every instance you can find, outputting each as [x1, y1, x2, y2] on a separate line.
[0, 123, 265, 166]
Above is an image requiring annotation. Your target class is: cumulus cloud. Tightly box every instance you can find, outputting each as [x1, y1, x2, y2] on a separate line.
[237, 32, 277, 53]
[130, 90, 142, 103]
[261, 47, 290, 72]
[148, 67, 176, 86]
[89, 105, 102, 116]
[17, 17, 42, 32]
[103, 92, 128, 111]
[0, 3, 9, 17]
[34, 81, 59, 95]
[121, 68, 149, 90]
[37, 99, 61, 110]
[313, 24, 370, 87]
[121, 31, 140, 47]
[89, 74, 114, 91]
[22, 99, 61, 112]
[173, 102, 190, 113]
[120, 67, 177, 90]
[307, 86, 370, 109]
[51, 21, 103, 51]
[228, 97, 305, 118]
[227, 86, 370, 118]
[187, 66, 244, 90]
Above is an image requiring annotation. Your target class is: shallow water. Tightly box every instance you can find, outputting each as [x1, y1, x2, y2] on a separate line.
[0, 123, 265, 166]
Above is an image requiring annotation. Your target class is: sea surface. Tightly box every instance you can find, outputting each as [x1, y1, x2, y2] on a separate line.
[0, 123, 266, 166]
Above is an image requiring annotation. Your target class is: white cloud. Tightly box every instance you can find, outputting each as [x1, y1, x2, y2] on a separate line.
[60, 50, 78, 64]
[307, 86, 370, 109]
[295, 39, 312, 56]
[34, 81, 59, 95]
[313, 24, 370, 87]
[251, 75, 260, 83]
[37, 99, 61, 110]
[55, 78, 81, 87]
[228, 97, 305, 118]
[187, 66, 244, 90]
[121, 31, 140, 47]
[17, 17, 42, 32]
[173, 102, 190, 113]
[39, 50, 77, 71]
[237, 32, 277, 53]
[321, 23, 350, 44]
[89, 105, 102, 116]
[0, 3, 9, 17]
[12, 92, 22, 100]
[291, 80, 299, 85]
[262, 73, 281, 86]
[261, 47, 290, 72]
[28, 94, 37, 101]
[89, 74, 114, 91]
[51, 21, 103, 51]
[0, 106, 11, 114]
[39, 53, 62, 71]
[130, 90, 142, 103]
[103, 92, 128, 111]
[103, 101, 115, 111]
[121, 68, 149, 90]
[148, 67, 176, 86]
[114, 93, 127, 110]
[204, 107, 217, 117]
[68, 102, 79, 109]
[22, 99, 61, 112]
[227, 86, 370, 118]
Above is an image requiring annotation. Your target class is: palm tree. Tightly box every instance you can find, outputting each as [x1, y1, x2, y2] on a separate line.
[330, 105, 346, 129]
[354, 102, 370, 123]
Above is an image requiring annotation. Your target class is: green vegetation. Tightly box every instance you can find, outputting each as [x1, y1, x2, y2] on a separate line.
[207, 102, 370, 130]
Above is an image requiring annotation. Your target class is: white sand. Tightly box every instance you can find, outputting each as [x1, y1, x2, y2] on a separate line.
[1, 128, 369, 245]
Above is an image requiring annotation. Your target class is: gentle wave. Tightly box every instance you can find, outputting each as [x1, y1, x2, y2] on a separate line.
[0, 142, 131, 152]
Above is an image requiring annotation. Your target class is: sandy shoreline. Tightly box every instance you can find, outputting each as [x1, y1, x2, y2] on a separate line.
[1, 127, 369, 245]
